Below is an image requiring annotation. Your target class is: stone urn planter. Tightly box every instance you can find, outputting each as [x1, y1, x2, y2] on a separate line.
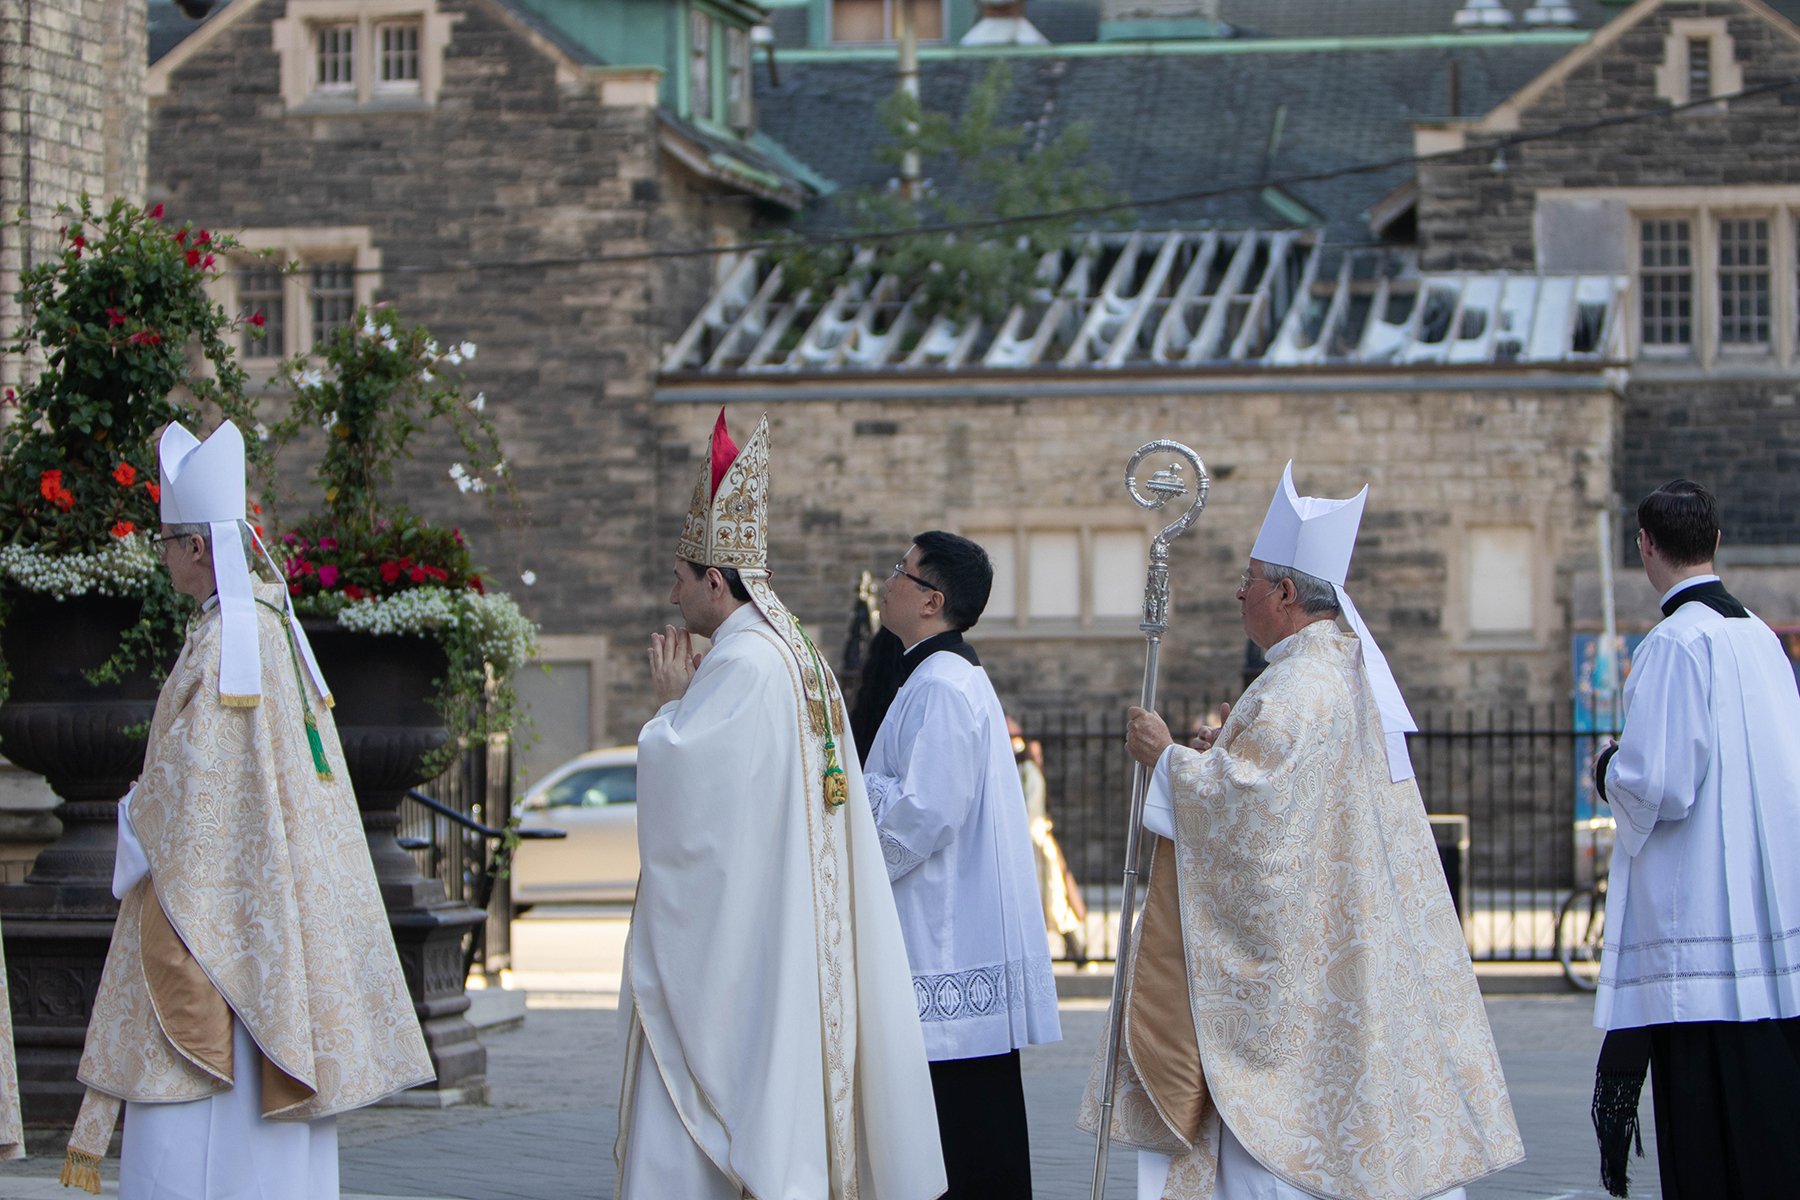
[302, 622, 488, 1101]
[0, 589, 167, 1124]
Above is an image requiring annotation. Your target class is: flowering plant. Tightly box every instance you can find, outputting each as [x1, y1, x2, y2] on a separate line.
[0, 195, 265, 698]
[268, 307, 535, 767]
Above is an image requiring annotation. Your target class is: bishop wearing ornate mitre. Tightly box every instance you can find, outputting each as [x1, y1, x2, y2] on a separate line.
[1085, 463, 1524, 1200]
[615, 410, 946, 1200]
[62, 421, 433, 1196]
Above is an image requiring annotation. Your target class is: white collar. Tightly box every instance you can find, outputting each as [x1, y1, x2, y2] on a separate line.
[709, 601, 763, 645]
[1661, 574, 1721, 607]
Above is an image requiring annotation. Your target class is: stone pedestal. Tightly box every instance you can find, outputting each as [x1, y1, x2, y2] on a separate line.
[305, 624, 488, 1100]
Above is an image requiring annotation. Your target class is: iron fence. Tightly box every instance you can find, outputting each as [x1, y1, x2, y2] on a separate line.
[399, 734, 516, 979]
[1018, 702, 1619, 963]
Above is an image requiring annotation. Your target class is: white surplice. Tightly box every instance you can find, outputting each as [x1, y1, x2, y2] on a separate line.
[1595, 576, 1800, 1031]
[863, 648, 1061, 1062]
[112, 795, 339, 1200]
[620, 601, 944, 1200]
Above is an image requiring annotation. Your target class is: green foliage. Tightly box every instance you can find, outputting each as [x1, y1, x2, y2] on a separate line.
[0, 195, 265, 697]
[266, 308, 534, 768]
[772, 63, 1124, 324]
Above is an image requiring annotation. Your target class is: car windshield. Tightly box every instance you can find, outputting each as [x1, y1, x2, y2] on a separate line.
[542, 764, 637, 808]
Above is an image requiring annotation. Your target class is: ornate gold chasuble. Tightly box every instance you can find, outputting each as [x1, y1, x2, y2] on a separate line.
[65, 584, 433, 1188]
[1082, 622, 1522, 1200]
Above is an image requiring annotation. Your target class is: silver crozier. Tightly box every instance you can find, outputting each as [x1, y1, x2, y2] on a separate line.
[1090, 440, 1210, 1200]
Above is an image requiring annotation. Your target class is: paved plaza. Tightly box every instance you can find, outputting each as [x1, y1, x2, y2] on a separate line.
[0, 910, 1657, 1200]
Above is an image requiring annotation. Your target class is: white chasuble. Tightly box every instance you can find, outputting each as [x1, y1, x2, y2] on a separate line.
[619, 601, 945, 1200]
[1596, 584, 1800, 1031]
[0, 925, 20, 1161]
[1081, 621, 1522, 1200]
[68, 584, 434, 1192]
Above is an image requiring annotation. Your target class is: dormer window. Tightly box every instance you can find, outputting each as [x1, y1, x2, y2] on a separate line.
[684, 4, 755, 134]
[273, 1, 459, 112]
[831, 0, 945, 44]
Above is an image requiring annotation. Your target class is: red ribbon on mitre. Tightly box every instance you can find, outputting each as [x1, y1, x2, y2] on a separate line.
[709, 407, 739, 498]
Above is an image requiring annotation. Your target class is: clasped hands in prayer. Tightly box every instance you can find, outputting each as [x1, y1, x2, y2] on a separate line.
[1126, 702, 1232, 768]
[648, 625, 704, 707]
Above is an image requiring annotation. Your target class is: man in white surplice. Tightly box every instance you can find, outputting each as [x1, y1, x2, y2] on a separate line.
[864, 532, 1061, 1199]
[1588, 478, 1800, 1199]
[1087, 464, 1521, 1200]
[616, 410, 945, 1200]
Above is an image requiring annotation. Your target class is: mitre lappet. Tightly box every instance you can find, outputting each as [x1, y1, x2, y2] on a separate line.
[1249, 461, 1417, 782]
[677, 409, 848, 807]
[159, 420, 331, 706]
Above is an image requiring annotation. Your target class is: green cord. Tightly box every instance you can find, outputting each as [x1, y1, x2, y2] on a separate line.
[255, 598, 333, 780]
[795, 616, 848, 809]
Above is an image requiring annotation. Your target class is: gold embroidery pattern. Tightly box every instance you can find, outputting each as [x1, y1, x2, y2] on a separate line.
[676, 415, 770, 570]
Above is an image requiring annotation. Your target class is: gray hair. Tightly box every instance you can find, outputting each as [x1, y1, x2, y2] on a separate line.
[163, 521, 258, 559]
[1261, 563, 1341, 615]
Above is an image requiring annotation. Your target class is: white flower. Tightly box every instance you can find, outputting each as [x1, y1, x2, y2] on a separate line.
[458, 341, 476, 360]
[319, 411, 338, 432]
[361, 316, 379, 337]
[382, 337, 399, 352]
[471, 392, 486, 412]
[332, 589, 539, 676]
[444, 351, 462, 366]
[254, 422, 271, 442]
[424, 338, 439, 359]
[470, 477, 487, 493]
[379, 323, 392, 338]
[455, 477, 474, 494]
[296, 368, 325, 391]
[420, 369, 434, 382]
[520, 570, 537, 587]
[448, 463, 467, 480]
[493, 460, 505, 476]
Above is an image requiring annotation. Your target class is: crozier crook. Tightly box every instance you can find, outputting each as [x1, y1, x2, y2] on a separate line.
[1091, 439, 1209, 1200]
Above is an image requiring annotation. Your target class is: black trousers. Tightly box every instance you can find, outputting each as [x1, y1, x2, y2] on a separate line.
[1648, 1016, 1800, 1198]
[928, 1049, 1032, 1200]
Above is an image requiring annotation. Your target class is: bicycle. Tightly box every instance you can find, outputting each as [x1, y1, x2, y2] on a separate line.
[1554, 815, 1615, 991]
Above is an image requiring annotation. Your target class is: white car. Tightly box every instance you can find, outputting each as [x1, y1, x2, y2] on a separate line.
[510, 746, 639, 908]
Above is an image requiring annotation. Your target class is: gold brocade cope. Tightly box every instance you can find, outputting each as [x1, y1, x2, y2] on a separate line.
[1081, 621, 1522, 1200]
[68, 582, 434, 1180]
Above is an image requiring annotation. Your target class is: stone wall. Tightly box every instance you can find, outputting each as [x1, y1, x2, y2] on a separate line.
[0, 0, 148, 389]
[1417, 2, 1800, 272]
[649, 376, 1620, 733]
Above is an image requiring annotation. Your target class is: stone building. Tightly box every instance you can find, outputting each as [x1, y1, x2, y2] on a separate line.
[140, 0, 1800, 778]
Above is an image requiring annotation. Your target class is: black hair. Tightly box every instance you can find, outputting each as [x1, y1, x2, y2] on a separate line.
[1636, 479, 1719, 568]
[911, 530, 993, 632]
[681, 559, 751, 602]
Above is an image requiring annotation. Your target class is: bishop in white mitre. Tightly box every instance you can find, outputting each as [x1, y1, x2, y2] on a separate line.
[615, 410, 945, 1200]
[1084, 463, 1524, 1200]
[62, 421, 433, 1197]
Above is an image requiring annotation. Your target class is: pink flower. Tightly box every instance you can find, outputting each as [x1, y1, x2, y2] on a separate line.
[317, 565, 340, 588]
[317, 537, 338, 551]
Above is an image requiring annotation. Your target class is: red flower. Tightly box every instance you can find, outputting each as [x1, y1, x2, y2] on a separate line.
[379, 561, 402, 584]
[39, 470, 74, 511]
[175, 229, 188, 245]
[148, 203, 164, 220]
[248, 312, 266, 329]
[252, 501, 263, 515]
[344, 585, 366, 601]
[185, 249, 201, 268]
[407, 566, 428, 584]
[127, 330, 162, 346]
[253, 524, 265, 540]
[289, 582, 303, 597]
[201, 254, 215, 270]
[196, 230, 211, 246]
[146, 482, 161, 503]
[110, 521, 135, 539]
[467, 575, 486, 594]
[70, 235, 85, 249]
[2, 388, 16, 406]
[112, 462, 137, 487]
[421, 565, 449, 583]
[105, 308, 126, 327]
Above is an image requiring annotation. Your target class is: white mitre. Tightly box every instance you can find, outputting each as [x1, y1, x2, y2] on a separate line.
[1250, 461, 1417, 782]
[159, 422, 331, 706]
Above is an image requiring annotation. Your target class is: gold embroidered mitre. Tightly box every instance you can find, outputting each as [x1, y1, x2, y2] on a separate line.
[676, 409, 770, 572]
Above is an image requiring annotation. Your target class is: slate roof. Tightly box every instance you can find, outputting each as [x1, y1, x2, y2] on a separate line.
[753, 41, 1572, 240]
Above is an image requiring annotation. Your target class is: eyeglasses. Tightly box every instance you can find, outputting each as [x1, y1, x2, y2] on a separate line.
[1238, 568, 1274, 593]
[890, 562, 940, 593]
[149, 532, 197, 552]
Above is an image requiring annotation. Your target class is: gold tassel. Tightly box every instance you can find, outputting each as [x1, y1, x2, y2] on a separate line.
[61, 1148, 102, 1194]
[822, 736, 848, 809]
[305, 711, 332, 780]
